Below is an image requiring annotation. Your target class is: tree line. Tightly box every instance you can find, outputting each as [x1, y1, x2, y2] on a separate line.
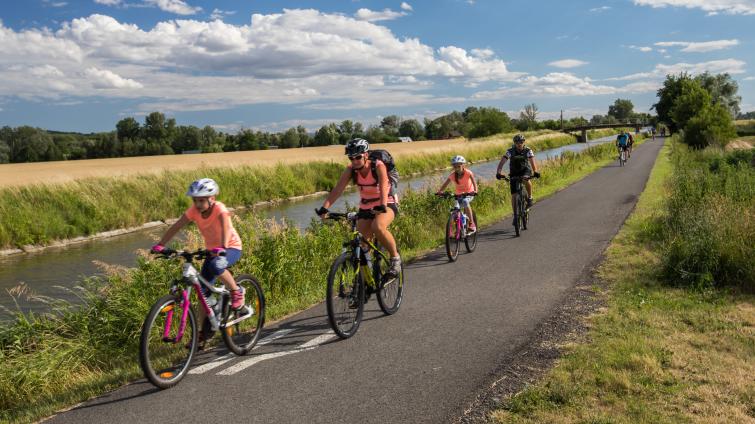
[0, 107, 578, 164]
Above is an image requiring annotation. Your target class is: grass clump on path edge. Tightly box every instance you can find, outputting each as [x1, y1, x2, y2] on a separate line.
[492, 140, 755, 423]
[0, 137, 626, 424]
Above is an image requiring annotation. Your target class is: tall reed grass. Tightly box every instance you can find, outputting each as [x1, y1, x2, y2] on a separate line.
[658, 139, 755, 289]
[0, 140, 623, 423]
[0, 129, 620, 250]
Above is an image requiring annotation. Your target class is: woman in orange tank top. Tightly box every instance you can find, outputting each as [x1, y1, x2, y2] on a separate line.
[316, 138, 402, 278]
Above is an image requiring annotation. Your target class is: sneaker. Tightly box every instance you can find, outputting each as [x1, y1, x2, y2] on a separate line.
[231, 289, 245, 310]
[347, 290, 360, 309]
[526, 197, 533, 208]
[468, 223, 476, 233]
[386, 257, 402, 278]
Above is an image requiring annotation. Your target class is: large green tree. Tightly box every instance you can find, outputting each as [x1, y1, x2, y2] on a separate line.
[683, 103, 737, 149]
[607, 98, 635, 121]
[671, 79, 711, 131]
[694, 72, 741, 118]
[464, 107, 512, 138]
[653, 72, 692, 134]
[398, 119, 424, 140]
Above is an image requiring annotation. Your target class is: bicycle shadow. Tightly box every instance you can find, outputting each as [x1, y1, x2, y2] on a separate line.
[406, 251, 452, 269]
[476, 228, 518, 242]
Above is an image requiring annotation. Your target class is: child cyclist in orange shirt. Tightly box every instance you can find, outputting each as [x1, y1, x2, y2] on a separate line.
[436, 155, 478, 232]
[151, 178, 244, 345]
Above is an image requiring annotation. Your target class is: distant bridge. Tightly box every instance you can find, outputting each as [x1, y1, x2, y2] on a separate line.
[562, 121, 648, 142]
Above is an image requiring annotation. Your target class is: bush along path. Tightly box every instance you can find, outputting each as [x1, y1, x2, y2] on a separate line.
[492, 139, 755, 423]
[1, 134, 634, 424]
[0, 129, 621, 251]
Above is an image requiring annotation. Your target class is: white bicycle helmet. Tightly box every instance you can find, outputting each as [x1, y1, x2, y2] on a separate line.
[345, 138, 369, 157]
[451, 155, 467, 165]
[186, 178, 219, 197]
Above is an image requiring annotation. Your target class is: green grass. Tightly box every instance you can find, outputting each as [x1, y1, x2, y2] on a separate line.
[0, 138, 627, 424]
[492, 140, 755, 423]
[0, 129, 621, 250]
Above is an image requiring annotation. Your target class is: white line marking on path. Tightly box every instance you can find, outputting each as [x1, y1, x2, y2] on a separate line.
[189, 328, 294, 375]
[217, 332, 336, 376]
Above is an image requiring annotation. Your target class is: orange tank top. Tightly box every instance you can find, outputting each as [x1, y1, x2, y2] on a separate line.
[353, 160, 396, 209]
[449, 169, 475, 195]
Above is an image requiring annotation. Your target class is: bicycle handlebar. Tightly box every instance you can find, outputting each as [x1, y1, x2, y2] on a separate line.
[435, 192, 477, 199]
[499, 175, 538, 182]
[152, 248, 224, 260]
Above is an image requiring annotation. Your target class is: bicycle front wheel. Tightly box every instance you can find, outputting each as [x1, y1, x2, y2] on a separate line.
[374, 248, 404, 315]
[445, 213, 460, 261]
[221, 275, 265, 355]
[464, 212, 478, 252]
[139, 294, 197, 389]
[522, 201, 528, 231]
[326, 253, 363, 339]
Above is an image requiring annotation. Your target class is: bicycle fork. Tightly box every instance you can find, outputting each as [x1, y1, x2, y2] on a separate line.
[162, 288, 192, 343]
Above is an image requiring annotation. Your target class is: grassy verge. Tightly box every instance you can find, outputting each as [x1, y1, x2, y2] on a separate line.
[492, 140, 755, 423]
[0, 137, 628, 423]
[0, 129, 620, 250]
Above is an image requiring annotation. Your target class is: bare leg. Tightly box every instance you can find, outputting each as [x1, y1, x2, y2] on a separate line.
[371, 208, 398, 257]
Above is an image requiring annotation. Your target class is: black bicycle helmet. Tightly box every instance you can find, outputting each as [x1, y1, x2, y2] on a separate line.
[345, 138, 369, 156]
[513, 134, 526, 143]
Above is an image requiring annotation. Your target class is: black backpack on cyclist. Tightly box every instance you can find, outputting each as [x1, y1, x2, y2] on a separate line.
[352, 149, 400, 199]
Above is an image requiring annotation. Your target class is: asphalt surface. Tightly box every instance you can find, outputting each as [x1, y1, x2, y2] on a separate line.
[46, 139, 665, 424]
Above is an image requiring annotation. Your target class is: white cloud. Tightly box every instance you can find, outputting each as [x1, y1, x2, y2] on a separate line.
[609, 59, 747, 81]
[94, 0, 121, 5]
[144, 0, 201, 15]
[633, 0, 755, 15]
[209, 8, 236, 21]
[654, 39, 739, 52]
[473, 73, 618, 99]
[629, 45, 653, 52]
[400, 2, 413, 11]
[0, 10, 522, 109]
[43, 0, 69, 7]
[85, 67, 143, 88]
[743, 76, 755, 81]
[548, 59, 588, 68]
[589, 6, 611, 12]
[354, 8, 407, 21]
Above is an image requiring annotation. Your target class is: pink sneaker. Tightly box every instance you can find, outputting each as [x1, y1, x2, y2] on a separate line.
[231, 289, 245, 310]
[468, 224, 476, 233]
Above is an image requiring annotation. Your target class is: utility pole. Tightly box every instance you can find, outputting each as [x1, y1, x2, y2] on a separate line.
[560, 110, 563, 130]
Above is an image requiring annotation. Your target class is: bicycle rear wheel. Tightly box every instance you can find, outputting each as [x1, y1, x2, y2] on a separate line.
[139, 294, 197, 389]
[374, 248, 404, 315]
[464, 212, 478, 252]
[445, 213, 460, 261]
[326, 253, 363, 339]
[513, 195, 521, 237]
[221, 275, 265, 355]
[522, 200, 528, 231]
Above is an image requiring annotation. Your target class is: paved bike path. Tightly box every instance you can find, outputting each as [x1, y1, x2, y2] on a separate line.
[47, 139, 665, 424]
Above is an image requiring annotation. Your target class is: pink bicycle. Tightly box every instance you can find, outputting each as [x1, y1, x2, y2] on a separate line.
[436, 192, 478, 261]
[139, 248, 265, 389]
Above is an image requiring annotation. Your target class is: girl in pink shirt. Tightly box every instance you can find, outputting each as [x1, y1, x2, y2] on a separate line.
[152, 178, 244, 347]
[436, 155, 478, 232]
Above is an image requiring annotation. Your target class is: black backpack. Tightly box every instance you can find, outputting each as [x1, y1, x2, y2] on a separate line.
[352, 149, 400, 197]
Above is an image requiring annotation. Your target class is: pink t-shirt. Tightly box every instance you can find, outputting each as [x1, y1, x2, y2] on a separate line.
[447, 169, 476, 195]
[184, 201, 242, 250]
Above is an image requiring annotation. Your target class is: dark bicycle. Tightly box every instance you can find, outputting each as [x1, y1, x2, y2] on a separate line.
[501, 175, 538, 237]
[436, 192, 478, 261]
[321, 210, 404, 339]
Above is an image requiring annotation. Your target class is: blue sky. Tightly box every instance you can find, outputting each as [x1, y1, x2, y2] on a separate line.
[1, 0, 753, 133]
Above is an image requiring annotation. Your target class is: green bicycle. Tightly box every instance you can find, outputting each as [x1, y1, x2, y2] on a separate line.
[323, 211, 404, 339]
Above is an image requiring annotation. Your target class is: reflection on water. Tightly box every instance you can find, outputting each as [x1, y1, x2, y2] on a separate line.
[0, 135, 618, 317]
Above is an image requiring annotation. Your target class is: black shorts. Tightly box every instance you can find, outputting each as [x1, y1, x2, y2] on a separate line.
[357, 203, 399, 219]
[509, 171, 531, 194]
